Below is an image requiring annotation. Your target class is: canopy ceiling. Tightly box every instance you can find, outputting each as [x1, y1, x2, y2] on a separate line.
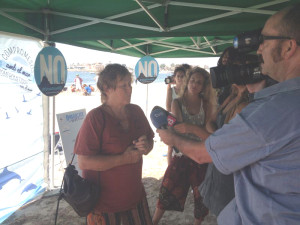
[0, 0, 299, 58]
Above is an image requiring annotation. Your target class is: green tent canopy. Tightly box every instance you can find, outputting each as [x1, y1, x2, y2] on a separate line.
[0, 0, 299, 58]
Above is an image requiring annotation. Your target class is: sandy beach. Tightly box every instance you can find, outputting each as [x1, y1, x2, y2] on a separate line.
[2, 84, 217, 225]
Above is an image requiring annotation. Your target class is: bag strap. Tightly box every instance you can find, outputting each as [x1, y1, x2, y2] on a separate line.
[54, 153, 81, 225]
[54, 107, 105, 225]
[67, 153, 76, 165]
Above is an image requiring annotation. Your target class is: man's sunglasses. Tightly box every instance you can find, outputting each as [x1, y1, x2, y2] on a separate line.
[259, 35, 300, 46]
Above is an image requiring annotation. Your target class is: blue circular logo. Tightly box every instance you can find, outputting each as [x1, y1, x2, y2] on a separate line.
[134, 56, 159, 84]
[34, 47, 67, 96]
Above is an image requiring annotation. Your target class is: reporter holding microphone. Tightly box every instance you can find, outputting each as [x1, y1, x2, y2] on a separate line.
[152, 67, 217, 225]
[157, 4, 300, 225]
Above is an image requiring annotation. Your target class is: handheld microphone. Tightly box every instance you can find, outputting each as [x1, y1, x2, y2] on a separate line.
[150, 106, 180, 153]
[150, 106, 168, 129]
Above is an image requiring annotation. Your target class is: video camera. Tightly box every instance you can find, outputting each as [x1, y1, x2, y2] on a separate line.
[210, 63, 265, 89]
[164, 75, 174, 84]
[233, 29, 262, 53]
[210, 29, 268, 88]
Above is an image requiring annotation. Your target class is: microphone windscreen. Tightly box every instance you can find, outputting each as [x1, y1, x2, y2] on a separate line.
[150, 106, 168, 129]
[151, 106, 180, 153]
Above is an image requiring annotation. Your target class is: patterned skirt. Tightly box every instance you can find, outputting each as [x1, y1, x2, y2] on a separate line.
[157, 155, 208, 220]
[87, 194, 153, 225]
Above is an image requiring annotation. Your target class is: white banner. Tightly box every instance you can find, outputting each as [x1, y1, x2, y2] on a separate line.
[56, 109, 86, 175]
[0, 33, 44, 223]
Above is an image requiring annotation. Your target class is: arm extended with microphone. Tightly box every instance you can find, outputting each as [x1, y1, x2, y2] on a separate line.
[150, 106, 180, 153]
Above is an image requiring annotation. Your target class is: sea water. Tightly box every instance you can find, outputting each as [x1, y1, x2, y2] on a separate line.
[66, 71, 97, 87]
[66, 71, 172, 87]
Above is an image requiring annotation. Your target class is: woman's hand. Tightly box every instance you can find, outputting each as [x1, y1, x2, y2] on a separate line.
[232, 84, 247, 97]
[123, 145, 142, 164]
[167, 83, 172, 90]
[173, 123, 190, 134]
[133, 135, 152, 155]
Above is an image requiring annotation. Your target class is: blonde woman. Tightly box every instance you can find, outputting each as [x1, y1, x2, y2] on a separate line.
[153, 67, 217, 225]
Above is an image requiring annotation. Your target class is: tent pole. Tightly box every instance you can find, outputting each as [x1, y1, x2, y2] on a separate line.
[43, 9, 57, 189]
[146, 84, 148, 116]
[51, 96, 56, 189]
[42, 94, 50, 189]
[145, 45, 149, 116]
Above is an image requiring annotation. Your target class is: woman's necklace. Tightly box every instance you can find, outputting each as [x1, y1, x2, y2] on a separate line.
[104, 104, 129, 130]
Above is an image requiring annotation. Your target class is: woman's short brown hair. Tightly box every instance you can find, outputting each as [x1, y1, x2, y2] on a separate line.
[97, 64, 132, 103]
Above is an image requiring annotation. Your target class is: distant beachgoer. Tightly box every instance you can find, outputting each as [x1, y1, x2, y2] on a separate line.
[94, 75, 99, 83]
[88, 85, 95, 92]
[74, 74, 83, 91]
[70, 84, 76, 92]
[82, 84, 92, 96]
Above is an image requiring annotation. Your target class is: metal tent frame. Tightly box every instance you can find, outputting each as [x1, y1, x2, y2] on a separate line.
[0, 0, 295, 58]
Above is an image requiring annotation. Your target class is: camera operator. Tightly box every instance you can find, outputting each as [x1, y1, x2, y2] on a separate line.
[216, 46, 241, 105]
[165, 66, 187, 112]
[200, 53, 276, 218]
[157, 4, 300, 225]
[201, 74, 249, 218]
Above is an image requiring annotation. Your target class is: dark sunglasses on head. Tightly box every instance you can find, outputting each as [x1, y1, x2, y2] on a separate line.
[259, 35, 300, 45]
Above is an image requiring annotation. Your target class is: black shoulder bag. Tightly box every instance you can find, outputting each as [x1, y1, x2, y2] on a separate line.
[54, 109, 105, 224]
[54, 155, 100, 224]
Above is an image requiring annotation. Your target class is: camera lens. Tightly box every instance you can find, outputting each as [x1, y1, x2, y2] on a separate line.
[210, 66, 228, 88]
[210, 63, 266, 88]
[164, 76, 173, 84]
[210, 65, 239, 88]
